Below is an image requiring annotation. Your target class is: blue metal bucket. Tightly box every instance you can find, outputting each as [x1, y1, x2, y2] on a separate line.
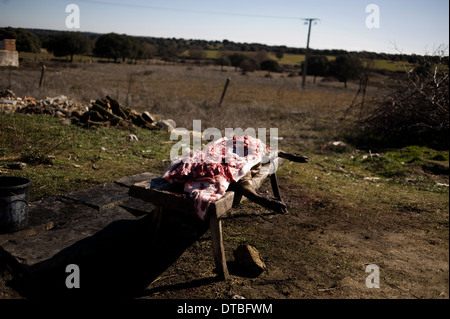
[0, 176, 31, 233]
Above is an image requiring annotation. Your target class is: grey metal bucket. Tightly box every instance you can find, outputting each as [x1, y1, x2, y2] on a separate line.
[0, 176, 31, 233]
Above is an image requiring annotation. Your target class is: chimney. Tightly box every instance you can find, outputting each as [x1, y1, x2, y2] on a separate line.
[2, 39, 17, 51]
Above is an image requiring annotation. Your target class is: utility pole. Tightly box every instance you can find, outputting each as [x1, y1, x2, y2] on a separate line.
[301, 18, 319, 89]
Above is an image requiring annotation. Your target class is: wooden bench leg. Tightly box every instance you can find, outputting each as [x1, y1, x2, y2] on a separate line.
[151, 206, 163, 246]
[270, 173, 288, 214]
[232, 192, 243, 208]
[209, 213, 229, 280]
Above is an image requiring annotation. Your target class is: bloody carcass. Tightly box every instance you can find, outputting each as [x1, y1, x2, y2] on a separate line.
[162, 135, 307, 220]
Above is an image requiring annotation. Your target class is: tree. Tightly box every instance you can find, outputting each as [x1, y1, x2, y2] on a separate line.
[143, 43, 158, 59]
[128, 37, 146, 62]
[189, 45, 207, 60]
[275, 50, 284, 61]
[216, 55, 230, 71]
[0, 27, 41, 53]
[159, 43, 179, 62]
[47, 32, 90, 62]
[305, 55, 329, 83]
[260, 59, 282, 74]
[228, 53, 247, 72]
[94, 33, 129, 63]
[330, 55, 363, 88]
[94, 33, 147, 63]
[254, 50, 269, 63]
[239, 57, 259, 75]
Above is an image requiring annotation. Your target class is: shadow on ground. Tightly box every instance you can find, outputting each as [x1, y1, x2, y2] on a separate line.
[8, 210, 212, 298]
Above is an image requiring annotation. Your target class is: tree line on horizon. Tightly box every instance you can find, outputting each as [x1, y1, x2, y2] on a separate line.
[4, 26, 448, 89]
[2, 27, 445, 65]
[0, 26, 366, 87]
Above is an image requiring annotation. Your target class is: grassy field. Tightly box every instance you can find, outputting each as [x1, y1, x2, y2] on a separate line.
[202, 50, 309, 66]
[199, 49, 414, 71]
[23, 49, 414, 73]
[1, 61, 366, 199]
[0, 60, 448, 299]
[0, 114, 173, 200]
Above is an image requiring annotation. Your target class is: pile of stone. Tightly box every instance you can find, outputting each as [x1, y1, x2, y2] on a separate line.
[0, 90, 175, 132]
[0, 90, 87, 118]
[18, 95, 87, 118]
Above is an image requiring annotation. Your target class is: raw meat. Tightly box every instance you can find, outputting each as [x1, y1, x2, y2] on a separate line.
[162, 135, 270, 220]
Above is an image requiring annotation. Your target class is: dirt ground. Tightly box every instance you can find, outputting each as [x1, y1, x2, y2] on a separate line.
[0, 62, 448, 300]
[0, 170, 448, 300]
[138, 175, 448, 300]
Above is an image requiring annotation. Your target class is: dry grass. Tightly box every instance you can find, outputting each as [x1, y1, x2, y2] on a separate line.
[1, 61, 448, 300]
[1, 61, 387, 152]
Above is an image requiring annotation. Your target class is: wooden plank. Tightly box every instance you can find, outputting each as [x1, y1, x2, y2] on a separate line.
[208, 163, 279, 218]
[128, 158, 284, 219]
[209, 213, 229, 280]
[269, 172, 288, 214]
[151, 206, 164, 246]
[270, 173, 281, 201]
[128, 179, 196, 215]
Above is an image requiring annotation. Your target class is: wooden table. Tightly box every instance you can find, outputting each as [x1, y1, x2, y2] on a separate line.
[128, 158, 285, 280]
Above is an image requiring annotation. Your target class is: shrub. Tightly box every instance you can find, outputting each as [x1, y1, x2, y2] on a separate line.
[239, 58, 259, 75]
[260, 59, 282, 73]
[329, 55, 363, 88]
[349, 55, 449, 150]
[228, 53, 247, 71]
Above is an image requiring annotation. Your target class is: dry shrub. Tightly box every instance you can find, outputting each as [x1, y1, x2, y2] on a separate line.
[350, 54, 449, 150]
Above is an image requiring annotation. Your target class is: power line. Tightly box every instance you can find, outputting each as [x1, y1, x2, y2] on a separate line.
[76, 0, 303, 21]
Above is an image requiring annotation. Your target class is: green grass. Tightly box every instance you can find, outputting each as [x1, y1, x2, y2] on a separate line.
[4, 114, 446, 204]
[279, 148, 449, 220]
[0, 113, 173, 200]
[1, 60, 446, 205]
[353, 146, 449, 179]
[366, 59, 415, 72]
[267, 53, 304, 65]
[19, 51, 102, 64]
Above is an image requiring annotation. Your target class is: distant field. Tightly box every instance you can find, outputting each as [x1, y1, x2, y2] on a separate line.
[368, 59, 415, 72]
[202, 50, 313, 66]
[201, 50, 414, 72]
[20, 50, 415, 73]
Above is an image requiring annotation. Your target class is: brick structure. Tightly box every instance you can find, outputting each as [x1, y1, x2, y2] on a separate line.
[0, 39, 19, 67]
[1, 39, 17, 51]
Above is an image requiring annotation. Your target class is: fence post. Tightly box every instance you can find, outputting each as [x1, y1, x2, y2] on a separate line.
[219, 77, 231, 107]
[39, 64, 46, 88]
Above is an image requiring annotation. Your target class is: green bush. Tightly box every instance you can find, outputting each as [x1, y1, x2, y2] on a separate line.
[260, 59, 282, 73]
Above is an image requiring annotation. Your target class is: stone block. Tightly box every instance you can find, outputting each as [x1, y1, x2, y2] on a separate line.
[63, 182, 129, 211]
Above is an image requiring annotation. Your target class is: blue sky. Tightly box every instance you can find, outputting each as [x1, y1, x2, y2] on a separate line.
[0, 0, 448, 55]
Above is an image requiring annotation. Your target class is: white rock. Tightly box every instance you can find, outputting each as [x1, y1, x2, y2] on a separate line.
[127, 134, 139, 142]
